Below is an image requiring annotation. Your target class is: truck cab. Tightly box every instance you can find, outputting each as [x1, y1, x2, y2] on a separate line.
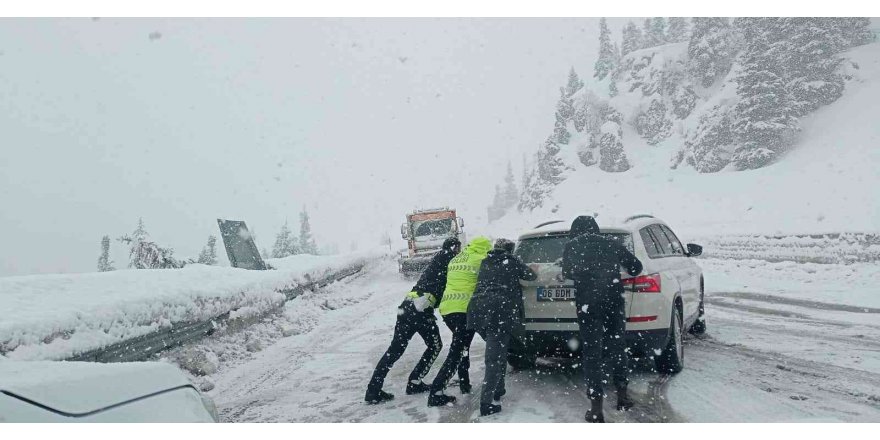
[398, 207, 465, 276]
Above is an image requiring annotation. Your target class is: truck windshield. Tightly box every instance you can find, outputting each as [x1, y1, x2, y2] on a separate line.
[412, 218, 454, 240]
[515, 233, 633, 263]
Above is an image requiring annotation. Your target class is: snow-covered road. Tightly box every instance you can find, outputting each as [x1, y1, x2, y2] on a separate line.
[207, 258, 880, 422]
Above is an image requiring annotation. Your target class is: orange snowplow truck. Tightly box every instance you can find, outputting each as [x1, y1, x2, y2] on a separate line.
[398, 207, 465, 276]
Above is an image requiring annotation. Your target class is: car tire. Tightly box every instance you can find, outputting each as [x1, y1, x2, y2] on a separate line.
[655, 308, 684, 374]
[507, 337, 537, 371]
[689, 281, 707, 335]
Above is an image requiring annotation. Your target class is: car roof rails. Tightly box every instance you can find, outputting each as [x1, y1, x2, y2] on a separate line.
[624, 214, 655, 223]
[534, 220, 565, 229]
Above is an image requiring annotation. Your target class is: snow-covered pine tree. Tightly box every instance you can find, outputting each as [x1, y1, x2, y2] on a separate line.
[680, 105, 735, 172]
[487, 184, 504, 222]
[732, 18, 798, 170]
[779, 18, 846, 117]
[552, 88, 574, 144]
[598, 120, 630, 172]
[594, 18, 617, 80]
[299, 208, 318, 255]
[667, 17, 690, 43]
[636, 97, 673, 144]
[642, 19, 653, 47]
[117, 219, 181, 269]
[564, 67, 584, 97]
[836, 17, 875, 48]
[502, 161, 519, 209]
[197, 235, 218, 265]
[621, 21, 643, 55]
[649, 17, 667, 46]
[688, 18, 734, 87]
[518, 140, 568, 211]
[271, 221, 297, 258]
[97, 235, 115, 272]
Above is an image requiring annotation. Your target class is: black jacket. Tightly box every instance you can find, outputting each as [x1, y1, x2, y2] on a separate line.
[466, 249, 537, 335]
[411, 248, 457, 299]
[562, 216, 643, 299]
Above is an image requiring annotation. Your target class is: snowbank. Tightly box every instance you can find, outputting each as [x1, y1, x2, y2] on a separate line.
[0, 248, 388, 361]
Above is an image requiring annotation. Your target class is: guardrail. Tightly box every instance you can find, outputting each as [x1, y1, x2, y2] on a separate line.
[693, 233, 880, 264]
[65, 263, 365, 363]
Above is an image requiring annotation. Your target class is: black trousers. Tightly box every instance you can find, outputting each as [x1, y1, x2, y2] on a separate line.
[477, 329, 510, 405]
[575, 287, 629, 399]
[429, 312, 475, 394]
[367, 301, 442, 393]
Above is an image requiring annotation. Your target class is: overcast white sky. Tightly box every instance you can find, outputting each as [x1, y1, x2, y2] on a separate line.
[0, 18, 634, 276]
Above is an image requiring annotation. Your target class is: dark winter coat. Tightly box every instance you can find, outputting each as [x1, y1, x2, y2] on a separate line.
[466, 250, 537, 336]
[562, 216, 643, 300]
[411, 246, 458, 300]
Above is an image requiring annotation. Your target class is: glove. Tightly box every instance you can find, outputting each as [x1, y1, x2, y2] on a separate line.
[411, 295, 431, 312]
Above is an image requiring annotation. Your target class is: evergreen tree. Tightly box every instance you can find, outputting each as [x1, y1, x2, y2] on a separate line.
[681, 105, 735, 172]
[487, 185, 504, 222]
[552, 88, 574, 144]
[621, 21, 643, 55]
[636, 98, 673, 144]
[642, 18, 653, 47]
[667, 17, 690, 43]
[518, 141, 569, 211]
[197, 235, 218, 265]
[564, 67, 584, 97]
[97, 235, 115, 272]
[688, 18, 734, 87]
[648, 17, 667, 46]
[271, 221, 297, 258]
[594, 18, 617, 80]
[780, 18, 846, 117]
[117, 219, 180, 269]
[836, 17, 874, 48]
[299, 208, 318, 255]
[502, 160, 519, 208]
[732, 18, 798, 170]
[598, 121, 630, 172]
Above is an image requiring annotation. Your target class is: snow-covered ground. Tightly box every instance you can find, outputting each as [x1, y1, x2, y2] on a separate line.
[0, 251, 381, 362]
[205, 258, 880, 422]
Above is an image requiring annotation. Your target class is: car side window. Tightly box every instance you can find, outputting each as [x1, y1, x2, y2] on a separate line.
[659, 225, 685, 255]
[639, 227, 662, 258]
[649, 224, 674, 256]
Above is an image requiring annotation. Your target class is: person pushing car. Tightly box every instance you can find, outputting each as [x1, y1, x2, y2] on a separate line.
[466, 238, 537, 416]
[364, 237, 461, 404]
[561, 215, 642, 423]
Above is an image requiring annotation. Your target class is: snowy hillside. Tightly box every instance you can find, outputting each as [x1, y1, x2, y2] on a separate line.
[490, 32, 879, 240]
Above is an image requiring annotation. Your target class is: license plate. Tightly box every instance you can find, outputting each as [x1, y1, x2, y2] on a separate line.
[537, 286, 574, 301]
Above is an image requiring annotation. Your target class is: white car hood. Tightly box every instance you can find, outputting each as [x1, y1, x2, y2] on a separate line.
[0, 360, 193, 415]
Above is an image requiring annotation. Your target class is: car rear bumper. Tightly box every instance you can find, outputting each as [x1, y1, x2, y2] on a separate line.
[515, 327, 669, 358]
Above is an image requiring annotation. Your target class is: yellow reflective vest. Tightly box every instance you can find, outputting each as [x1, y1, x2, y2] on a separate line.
[438, 236, 492, 316]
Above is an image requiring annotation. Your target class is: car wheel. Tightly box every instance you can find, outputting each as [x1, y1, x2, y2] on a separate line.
[507, 337, 537, 371]
[689, 281, 707, 335]
[655, 308, 684, 374]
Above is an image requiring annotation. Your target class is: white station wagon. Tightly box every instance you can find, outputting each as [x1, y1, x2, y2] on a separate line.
[510, 214, 705, 374]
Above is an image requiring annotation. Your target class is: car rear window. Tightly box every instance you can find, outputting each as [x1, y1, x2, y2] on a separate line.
[516, 233, 633, 263]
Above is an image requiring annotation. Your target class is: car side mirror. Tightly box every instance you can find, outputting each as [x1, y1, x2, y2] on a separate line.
[400, 224, 409, 240]
[686, 243, 703, 257]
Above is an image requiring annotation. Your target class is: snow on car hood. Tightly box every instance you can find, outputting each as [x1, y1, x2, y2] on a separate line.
[0, 360, 193, 415]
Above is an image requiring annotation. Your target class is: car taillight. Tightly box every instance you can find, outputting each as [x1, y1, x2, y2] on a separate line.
[622, 273, 661, 293]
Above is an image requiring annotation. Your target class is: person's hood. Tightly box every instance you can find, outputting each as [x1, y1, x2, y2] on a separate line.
[465, 236, 492, 257]
[570, 215, 599, 238]
[441, 237, 461, 251]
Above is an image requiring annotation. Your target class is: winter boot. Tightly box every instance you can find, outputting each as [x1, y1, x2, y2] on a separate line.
[365, 389, 394, 405]
[616, 385, 633, 411]
[479, 402, 502, 417]
[584, 396, 605, 423]
[406, 381, 431, 395]
[459, 381, 472, 395]
[427, 392, 457, 407]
